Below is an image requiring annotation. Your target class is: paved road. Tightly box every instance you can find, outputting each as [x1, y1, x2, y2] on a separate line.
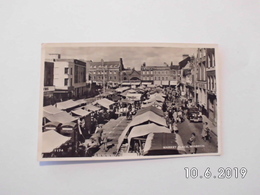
[177, 117, 218, 154]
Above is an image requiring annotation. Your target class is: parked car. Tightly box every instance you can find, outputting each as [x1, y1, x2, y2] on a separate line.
[187, 107, 202, 122]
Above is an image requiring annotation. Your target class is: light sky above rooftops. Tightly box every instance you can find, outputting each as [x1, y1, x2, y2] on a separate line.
[45, 46, 198, 70]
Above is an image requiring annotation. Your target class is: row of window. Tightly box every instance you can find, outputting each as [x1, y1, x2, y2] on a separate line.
[90, 71, 117, 75]
[142, 71, 176, 75]
[91, 65, 118, 69]
[91, 76, 117, 80]
[207, 55, 216, 68]
[207, 76, 216, 91]
[142, 76, 177, 81]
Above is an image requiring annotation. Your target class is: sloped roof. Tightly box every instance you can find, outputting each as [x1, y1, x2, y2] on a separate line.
[42, 130, 71, 153]
[143, 133, 186, 155]
[136, 105, 164, 117]
[43, 105, 63, 115]
[179, 57, 191, 69]
[93, 98, 115, 109]
[71, 109, 90, 117]
[117, 111, 167, 151]
[116, 87, 130, 93]
[56, 100, 80, 110]
[84, 104, 100, 112]
[74, 99, 87, 105]
[127, 124, 171, 152]
[43, 111, 78, 124]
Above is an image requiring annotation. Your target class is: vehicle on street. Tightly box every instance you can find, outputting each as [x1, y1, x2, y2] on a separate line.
[187, 107, 203, 122]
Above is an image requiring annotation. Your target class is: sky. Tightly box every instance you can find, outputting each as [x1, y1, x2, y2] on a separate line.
[44, 46, 198, 70]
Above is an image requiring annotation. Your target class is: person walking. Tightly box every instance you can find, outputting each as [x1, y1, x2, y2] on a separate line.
[201, 122, 210, 141]
[187, 133, 197, 154]
[102, 133, 108, 152]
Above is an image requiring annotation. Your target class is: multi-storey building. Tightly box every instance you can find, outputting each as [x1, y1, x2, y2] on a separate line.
[121, 68, 141, 86]
[178, 55, 192, 97]
[196, 48, 208, 115]
[43, 61, 55, 106]
[52, 58, 87, 100]
[87, 58, 124, 87]
[140, 63, 178, 86]
[206, 48, 217, 125]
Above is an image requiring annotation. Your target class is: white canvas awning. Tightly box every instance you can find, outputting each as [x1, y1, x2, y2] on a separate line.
[56, 100, 81, 110]
[115, 87, 130, 93]
[71, 109, 90, 117]
[93, 98, 115, 109]
[170, 81, 177, 85]
[117, 111, 167, 152]
[84, 104, 100, 112]
[136, 105, 164, 117]
[42, 130, 71, 153]
[75, 99, 87, 105]
[43, 111, 78, 124]
[142, 82, 153, 85]
[127, 124, 171, 152]
[43, 105, 63, 115]
[162, 81, 169, 86]
[126, 93, 141, 101]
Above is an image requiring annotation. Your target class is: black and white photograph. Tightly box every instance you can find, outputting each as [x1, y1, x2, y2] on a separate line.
[38, 43, 220, 161]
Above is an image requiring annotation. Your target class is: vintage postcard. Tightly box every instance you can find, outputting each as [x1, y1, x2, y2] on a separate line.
[38, 43, 220, 161]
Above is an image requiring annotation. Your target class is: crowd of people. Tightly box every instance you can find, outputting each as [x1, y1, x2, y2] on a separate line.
[50, 85, 212, 157]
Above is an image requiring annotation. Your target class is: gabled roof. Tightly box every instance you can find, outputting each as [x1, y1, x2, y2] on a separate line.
[84, 104, 100, 112]
[93, 98, 115, 109]
[43, 105, 63, 115]
[43, 111, 78, 124]
[56, 100, 81, 110]
[117, 111, 167, 151]
[127, 123, 171, 152]
[71, 108, 90, 117]
[179, 57, 191, 69]
[136, 105, 164, 117]
[143, 133, 186, 155]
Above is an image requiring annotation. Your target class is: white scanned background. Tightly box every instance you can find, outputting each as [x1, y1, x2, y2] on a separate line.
[0, 1, 259, 195]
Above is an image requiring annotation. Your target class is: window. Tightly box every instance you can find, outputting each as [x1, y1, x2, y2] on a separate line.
[64, 78, 68, 86]
[208, 56, 211, 68]
[162, 77, 164, 80]
[70, 78, 72, 86]
[64, 68, 69, 74]
[166, 77, 168, 80]
[212, 54, 215, 67]
[154, 77, 156, 80]
[173, 76, 176, 80]
[158, 77, 160, 80]
[173, 70, 176, 74]
[70, 68, 73, 75]
[211, 77, 214, 90]
[114, 76, 117, 80]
